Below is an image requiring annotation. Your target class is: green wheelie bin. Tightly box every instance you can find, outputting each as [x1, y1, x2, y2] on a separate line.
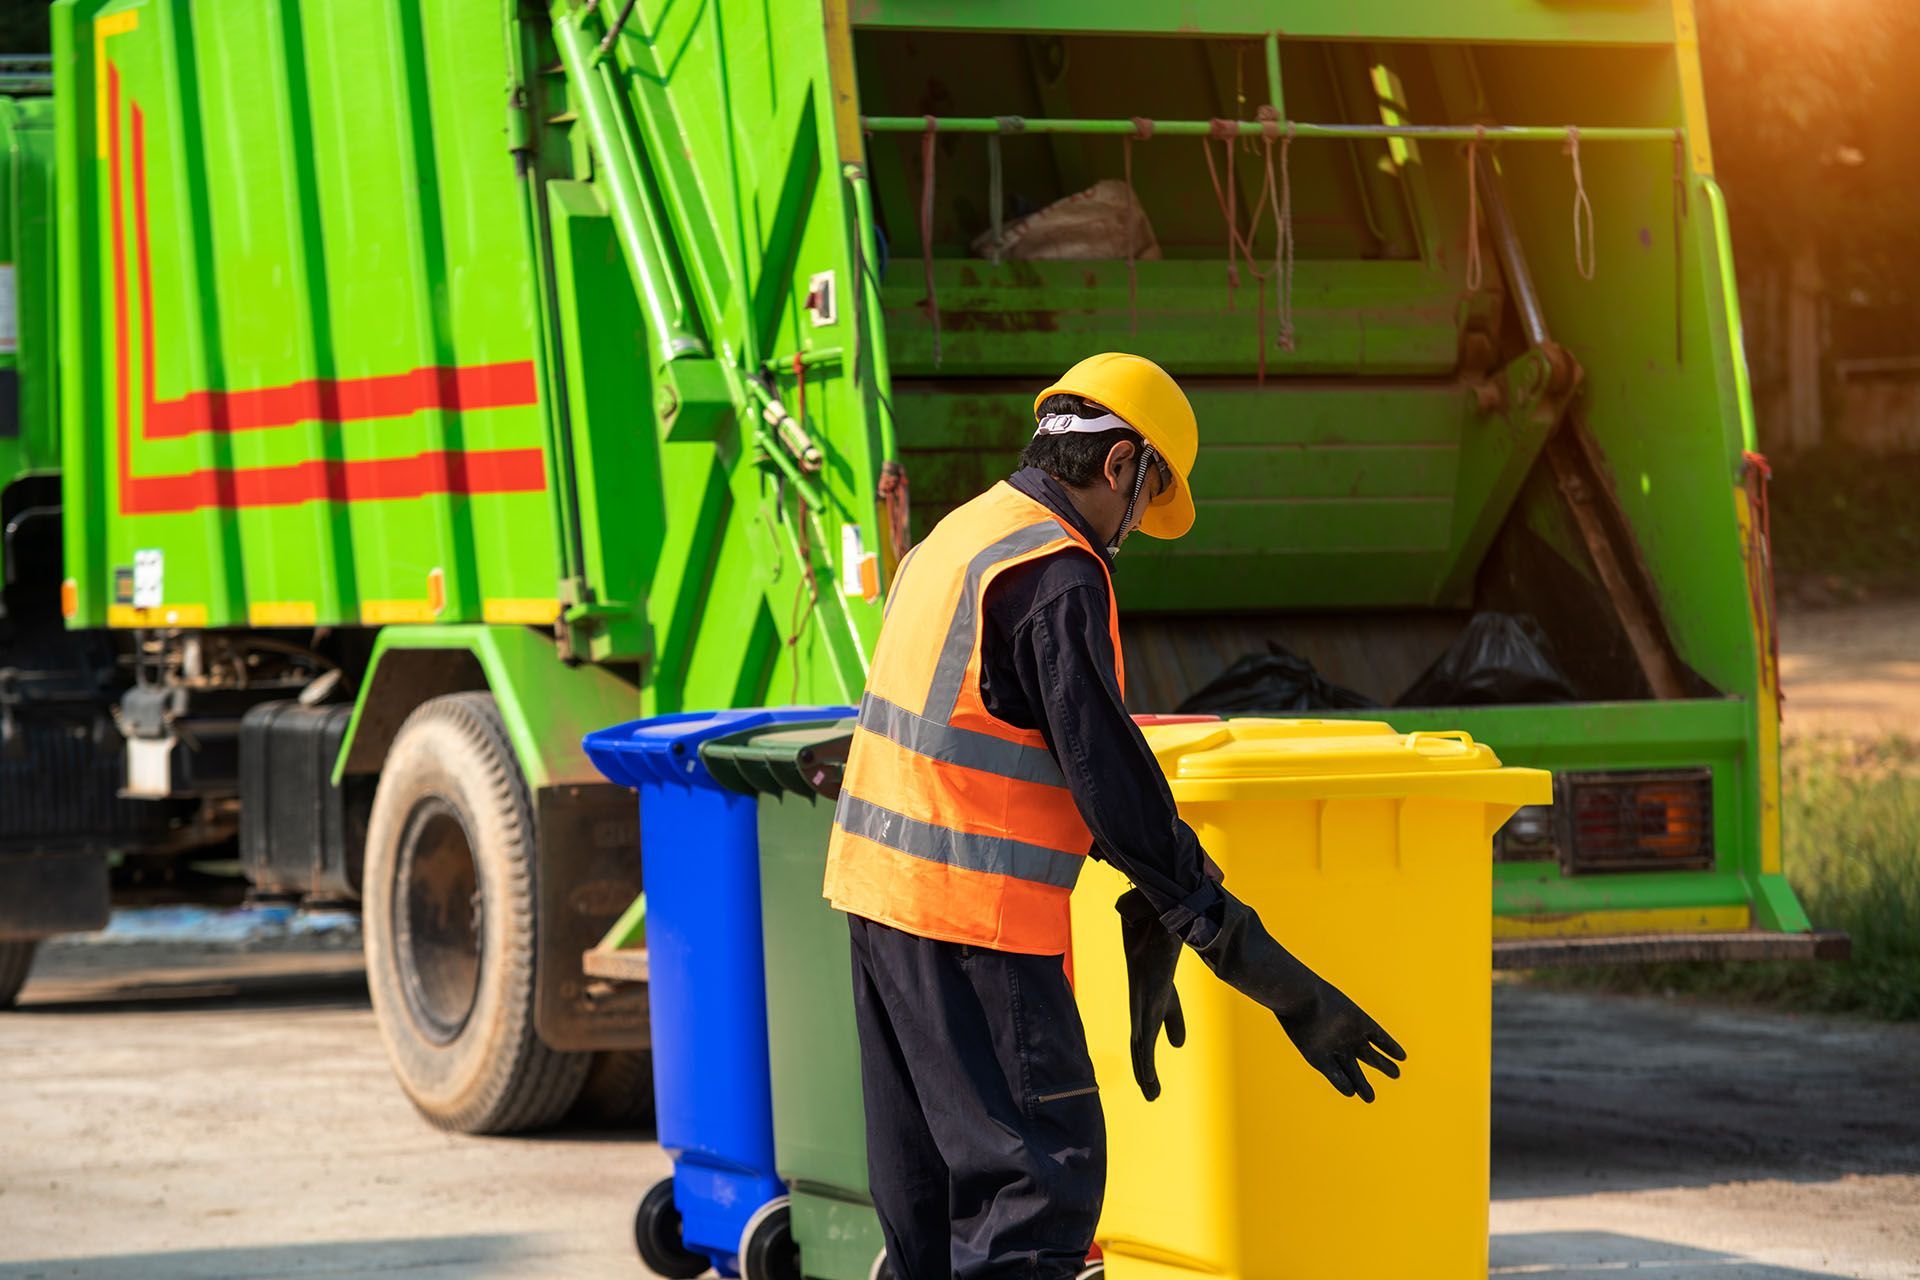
[702, 719, 888, 1280]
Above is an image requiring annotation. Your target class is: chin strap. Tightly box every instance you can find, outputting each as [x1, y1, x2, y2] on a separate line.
[1107, 443, 1159, 557]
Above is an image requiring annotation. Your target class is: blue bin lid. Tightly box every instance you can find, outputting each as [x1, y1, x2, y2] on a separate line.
[582, 706, 856, 790]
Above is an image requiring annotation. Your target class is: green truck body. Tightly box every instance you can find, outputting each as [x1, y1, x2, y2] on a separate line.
[0, 94, 56, 489]
[0, 0, 1828, 1127]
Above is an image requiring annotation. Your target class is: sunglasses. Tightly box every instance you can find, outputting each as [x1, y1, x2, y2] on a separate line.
[1147, 451, 1173, 494]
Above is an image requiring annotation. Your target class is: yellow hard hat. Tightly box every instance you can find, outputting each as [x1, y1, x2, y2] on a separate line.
[1033, 352, 1198, 539]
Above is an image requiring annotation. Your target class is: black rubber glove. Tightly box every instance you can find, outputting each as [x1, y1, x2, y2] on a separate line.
[1193, 889, 1406, 1102]
[1115, 888, 1185, 1101]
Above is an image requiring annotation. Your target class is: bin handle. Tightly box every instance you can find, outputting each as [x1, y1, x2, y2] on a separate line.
[1407, 730, 1475, 753]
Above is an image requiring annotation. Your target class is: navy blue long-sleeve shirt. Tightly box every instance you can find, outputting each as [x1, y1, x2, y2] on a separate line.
[974, 468, 1224, 946]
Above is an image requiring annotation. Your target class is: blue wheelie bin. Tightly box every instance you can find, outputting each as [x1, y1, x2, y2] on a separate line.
[584, 706, 854, 1280]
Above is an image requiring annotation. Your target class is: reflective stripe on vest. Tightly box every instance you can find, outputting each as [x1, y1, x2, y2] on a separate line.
[823, 482, 1123, 955]
[920, 520, 1066, 723]
[855, 691, 1066, 787]
[833, 793, 1086, 889]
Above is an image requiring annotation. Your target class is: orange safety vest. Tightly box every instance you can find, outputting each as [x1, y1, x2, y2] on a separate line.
[824, 481, 1124, 955]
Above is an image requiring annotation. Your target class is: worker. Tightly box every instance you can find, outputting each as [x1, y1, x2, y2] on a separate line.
[823, 352, 1405, 1280]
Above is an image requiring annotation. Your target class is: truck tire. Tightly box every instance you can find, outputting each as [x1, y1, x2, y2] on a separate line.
[571, 1049, 657, 1129]
[0, 939, 38, 1008]
[362, 692, 589, 1133]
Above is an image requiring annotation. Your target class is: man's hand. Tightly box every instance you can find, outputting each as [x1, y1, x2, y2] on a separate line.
[1193, 889, 1407, 1102]
[1115, 889, 1184, 1101]
[1274, 975, 1405, 1103]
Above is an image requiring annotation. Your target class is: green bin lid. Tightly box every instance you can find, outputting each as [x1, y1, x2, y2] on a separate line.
[700, 717, 856, 800]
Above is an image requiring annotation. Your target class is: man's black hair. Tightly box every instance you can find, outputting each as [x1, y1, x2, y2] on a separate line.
[1021, 392, 1143, 488]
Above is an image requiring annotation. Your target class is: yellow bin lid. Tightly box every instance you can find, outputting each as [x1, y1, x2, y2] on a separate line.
[1140, 718, 1553, 806]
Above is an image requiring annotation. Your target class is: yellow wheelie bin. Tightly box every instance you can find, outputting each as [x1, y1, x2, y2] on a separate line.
[1070, 719, 1550, 1280]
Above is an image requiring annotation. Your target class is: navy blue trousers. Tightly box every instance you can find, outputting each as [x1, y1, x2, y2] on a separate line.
[848, 915, 1105, 1280]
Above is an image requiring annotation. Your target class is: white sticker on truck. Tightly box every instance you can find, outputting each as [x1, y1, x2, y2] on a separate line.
[840, 523, 879, 601]
[133, 549, 164, 608]
[840, 523, 865, 596]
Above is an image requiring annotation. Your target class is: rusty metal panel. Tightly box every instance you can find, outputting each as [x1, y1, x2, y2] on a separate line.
[534, 781, 649, 1052]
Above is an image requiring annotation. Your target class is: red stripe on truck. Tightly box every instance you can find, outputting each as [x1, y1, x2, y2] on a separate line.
[109, 80, 546, 515]
[109, 66, 131, 502]
[143, 361, 540, 439]
[121, 448, 551, 515]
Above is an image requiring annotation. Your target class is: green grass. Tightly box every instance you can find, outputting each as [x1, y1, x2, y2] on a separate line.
[1532, 736, 1920, 1020]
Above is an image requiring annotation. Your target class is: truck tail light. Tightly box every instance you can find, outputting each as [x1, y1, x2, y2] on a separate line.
[1560, 768, 1714, 873]
[1493, 804, 1556, 863]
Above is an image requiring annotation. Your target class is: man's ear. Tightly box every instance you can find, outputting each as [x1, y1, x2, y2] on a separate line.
[1103, 438, 1137, 492]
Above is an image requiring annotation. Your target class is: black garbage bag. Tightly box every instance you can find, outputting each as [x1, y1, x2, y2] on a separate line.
[1396, 612, 1576, 707]
[1177, 641, 1378, 714]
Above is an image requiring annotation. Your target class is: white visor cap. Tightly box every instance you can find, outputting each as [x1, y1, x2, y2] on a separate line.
[1033, 410, 1135, 437]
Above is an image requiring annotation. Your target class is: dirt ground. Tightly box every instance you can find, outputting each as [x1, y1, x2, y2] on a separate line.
[1778, 600, 1920, 739]
[2, 945, 1916, 1279]
[0, 946, 653, 1279]
[1490, 984, 1920, 1280]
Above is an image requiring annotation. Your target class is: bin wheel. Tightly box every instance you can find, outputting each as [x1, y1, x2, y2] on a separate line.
[1075, 1264, 1106, 1280]
[739, 1196, 800, 1280]
[634, 1178, 709, 1279]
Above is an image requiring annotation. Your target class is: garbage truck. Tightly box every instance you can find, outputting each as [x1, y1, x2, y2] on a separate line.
[0, 0, 1840, 1132]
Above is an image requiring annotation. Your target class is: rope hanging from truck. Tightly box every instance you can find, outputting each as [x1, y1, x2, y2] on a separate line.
[1465, 127, 1486, 295]
[1741, 450, 1783, 711]
[791, 350, 806, 432]
[1204, 120, 1242, 308]
[786, 488, 820, 701]
[1566, 126, 1596, 281]
[1275, 121, 1296, 354]
[1202, 111, 1294, 381]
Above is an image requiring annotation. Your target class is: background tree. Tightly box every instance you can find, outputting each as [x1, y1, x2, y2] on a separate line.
[1699, 0, 1920, 316]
